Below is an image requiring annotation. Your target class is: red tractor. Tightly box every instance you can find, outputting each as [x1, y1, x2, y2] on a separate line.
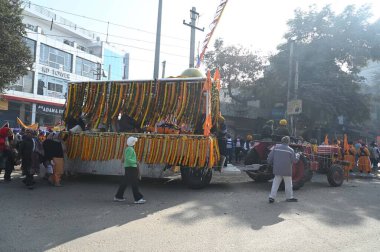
[243, 140, 345, 189]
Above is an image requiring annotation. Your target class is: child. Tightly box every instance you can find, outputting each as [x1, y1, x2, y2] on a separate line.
[114, 136, 146, 204]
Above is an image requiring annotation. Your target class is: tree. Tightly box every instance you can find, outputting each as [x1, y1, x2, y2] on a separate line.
[0, 0, 32, 92]
[260, 4, 380, 126]
[204, 38, 265, 104]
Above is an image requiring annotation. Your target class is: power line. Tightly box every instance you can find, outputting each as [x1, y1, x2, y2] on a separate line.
[23, 1, 188, 42]
[26, 30, 188, 59]
[22, 13, 188, 50]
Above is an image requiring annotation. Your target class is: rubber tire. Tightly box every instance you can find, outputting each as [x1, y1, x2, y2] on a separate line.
[327, 164, 344, 187]
[180, 167, 189, 184]
[246, 171, 274, 182]
[301, 155, 313, 182]
[182, 167, 212, 189]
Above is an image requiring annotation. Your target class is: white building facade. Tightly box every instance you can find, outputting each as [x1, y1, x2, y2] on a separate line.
[0, 3, 129, 128]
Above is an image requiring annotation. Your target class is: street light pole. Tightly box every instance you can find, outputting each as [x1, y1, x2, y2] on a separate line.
[153, 0, 163, 79]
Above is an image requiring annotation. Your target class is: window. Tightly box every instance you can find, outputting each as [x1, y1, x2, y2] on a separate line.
[37, 73, 68, 99]
[48, 82, 63, 93]
[9, 71, 34, 93]
[40, 43, 73, 72]
[24, 38, 36, 61]
[75, 57, 99, 79]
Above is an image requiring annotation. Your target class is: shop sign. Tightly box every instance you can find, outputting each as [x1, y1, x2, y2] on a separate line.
[37, 104, 64, 115]
[40, 66, 70, 80]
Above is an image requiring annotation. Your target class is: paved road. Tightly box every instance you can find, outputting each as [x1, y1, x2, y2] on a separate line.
[1, 170, 380, 252]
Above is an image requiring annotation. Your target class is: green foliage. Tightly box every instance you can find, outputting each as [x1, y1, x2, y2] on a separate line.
[204, 38, 265, 103]
[261, 4, 380, 125]
[0, 0, 32, 92]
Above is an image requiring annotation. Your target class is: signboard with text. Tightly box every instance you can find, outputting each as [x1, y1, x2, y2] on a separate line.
[37, 104, 64, 115]
[287, 99, 302, 115]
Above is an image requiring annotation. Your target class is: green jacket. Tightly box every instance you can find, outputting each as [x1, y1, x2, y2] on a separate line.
[124, 146, 137, 168]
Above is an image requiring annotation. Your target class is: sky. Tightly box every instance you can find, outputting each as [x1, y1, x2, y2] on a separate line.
[28, 0, 380, 79]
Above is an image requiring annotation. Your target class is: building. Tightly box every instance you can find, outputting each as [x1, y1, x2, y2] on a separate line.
[0, 3, 129, 128]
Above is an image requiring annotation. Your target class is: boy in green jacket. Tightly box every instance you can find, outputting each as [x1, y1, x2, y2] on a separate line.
[114, 136, 146, 204]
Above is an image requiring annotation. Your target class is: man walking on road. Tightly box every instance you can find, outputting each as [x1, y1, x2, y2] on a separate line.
[267, 136, 299, 203]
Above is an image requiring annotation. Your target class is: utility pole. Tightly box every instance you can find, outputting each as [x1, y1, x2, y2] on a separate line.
[161, 60, 166, 78]
[153, 0, 163, 79]
[293, 60, 299, 136]
[183, 7, 204, 68]
[286, 40, 294, 135]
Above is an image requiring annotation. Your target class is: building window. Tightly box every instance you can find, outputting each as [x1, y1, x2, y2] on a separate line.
[37, 73, 68, 99]
[48, 82, 63, 93]
[75, 57, 99, 79]
[24, 38, 36, 61]
[8, 71, 34, 93]
[39, 43, 73, 72]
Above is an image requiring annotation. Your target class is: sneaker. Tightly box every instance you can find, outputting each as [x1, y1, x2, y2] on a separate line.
[113, 197, 126, 202]
[286, 198, 298, 202]
[134, 198, 146, 204]
[268, 197, 275, 203]
[367, 173, 375, 178]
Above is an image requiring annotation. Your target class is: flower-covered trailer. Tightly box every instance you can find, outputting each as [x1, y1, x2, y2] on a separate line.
[63, 70, 222, 188]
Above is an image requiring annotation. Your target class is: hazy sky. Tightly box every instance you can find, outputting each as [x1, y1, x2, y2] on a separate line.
[28, 0, 380, 79]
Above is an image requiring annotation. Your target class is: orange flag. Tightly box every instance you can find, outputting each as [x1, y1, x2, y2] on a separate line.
[203, 70, 212, 91]
[214, 68, 221, 91]
[324, 134, 329, 145]
[343, 134, 349, 153]
[203, 115, 212, 136]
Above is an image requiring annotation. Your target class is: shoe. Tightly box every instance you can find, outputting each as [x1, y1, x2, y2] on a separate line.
[268, 198, 274, 203]
[367, 173, 375, 178]
[54, 183, 63, 187]
[113, 197, 126, 202]
[134, 198, 146, 204]
[286, 198, 298, 202]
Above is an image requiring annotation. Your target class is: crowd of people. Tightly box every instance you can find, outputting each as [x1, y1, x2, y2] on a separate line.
[0, 124, 66, 189]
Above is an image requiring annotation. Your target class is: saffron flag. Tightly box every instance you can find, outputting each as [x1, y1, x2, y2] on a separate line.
[324, 134, 329, 145]
[203, 70, 212, 91]
[214, 68, 221, 91]
[343, 134, 349, 153]
[17, 117, 39, 131]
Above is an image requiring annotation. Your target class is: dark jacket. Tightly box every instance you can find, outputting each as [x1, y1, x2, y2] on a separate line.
[261, 125, 273, 138]
[275, 126, 290, 137]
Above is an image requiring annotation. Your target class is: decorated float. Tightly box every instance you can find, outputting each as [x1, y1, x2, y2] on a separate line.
[62, 69, 222, 188]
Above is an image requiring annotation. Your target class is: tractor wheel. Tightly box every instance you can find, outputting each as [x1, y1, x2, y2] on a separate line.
[292, 155, 306, 190]
[301, 155, 313, 182]
[246, 171, 274, 182]
[182, 167, 212, 189]
[327, 164, 344, 187]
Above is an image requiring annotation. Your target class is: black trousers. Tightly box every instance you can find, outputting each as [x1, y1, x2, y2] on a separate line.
[235, 147, 243, 162]
[0, 150, 13, 181]
[115, 168, 143, 201]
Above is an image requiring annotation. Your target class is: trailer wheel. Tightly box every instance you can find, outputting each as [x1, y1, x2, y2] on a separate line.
[180, 167, 189, 184]
[181, 167, 212, 189]
[327, 164, 344, 187]
[246, 171, 273, 182]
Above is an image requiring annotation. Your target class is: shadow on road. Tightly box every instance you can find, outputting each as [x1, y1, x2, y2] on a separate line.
[0, 172, 379, 251]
